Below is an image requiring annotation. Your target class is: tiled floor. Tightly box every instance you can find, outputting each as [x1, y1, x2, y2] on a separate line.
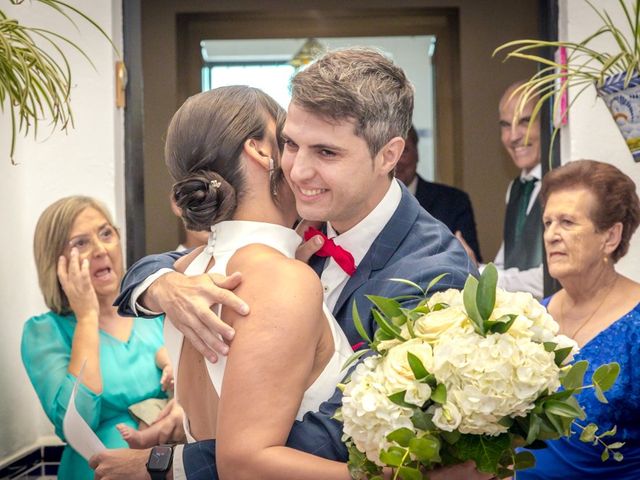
[0, 446, 61, 479]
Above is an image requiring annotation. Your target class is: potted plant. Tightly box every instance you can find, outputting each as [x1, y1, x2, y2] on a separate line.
[494, 0, 640, 162]
[0, 0, 114, 164]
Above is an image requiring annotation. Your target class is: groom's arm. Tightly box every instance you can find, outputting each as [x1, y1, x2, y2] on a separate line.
[179, 388, 346, 479]
[115, 250, 186, 317]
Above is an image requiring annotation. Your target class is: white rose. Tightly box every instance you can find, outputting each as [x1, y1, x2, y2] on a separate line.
[429, 402, 462, 432]
[413, 307, 470, 343]
[427, 289, 464, 308]
[382, 339, 434, 402]
[552, 334, 580, 363]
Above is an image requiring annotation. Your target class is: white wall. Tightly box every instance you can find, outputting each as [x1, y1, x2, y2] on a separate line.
[0, 0, 123, 465]
[560, 0, 640, 281]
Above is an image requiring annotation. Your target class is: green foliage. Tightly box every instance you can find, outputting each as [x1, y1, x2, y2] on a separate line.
[456, 434, 511, 474]
[592, 363, 620, 403]
[0, 0, 116, 163]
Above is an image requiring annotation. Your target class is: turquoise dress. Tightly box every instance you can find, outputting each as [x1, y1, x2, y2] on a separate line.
[518, 299, 640, 479]
[21, 312, 167, 480]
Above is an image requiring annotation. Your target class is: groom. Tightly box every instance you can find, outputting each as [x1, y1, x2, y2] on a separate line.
[91, 48, 479, 479]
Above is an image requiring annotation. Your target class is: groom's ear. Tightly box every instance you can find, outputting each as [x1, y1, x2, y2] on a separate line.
[377, 136, 405, 175]
[243, 138, 271, 170]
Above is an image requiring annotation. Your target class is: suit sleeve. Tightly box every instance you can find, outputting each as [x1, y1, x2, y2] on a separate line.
[114, 250, 187, 317]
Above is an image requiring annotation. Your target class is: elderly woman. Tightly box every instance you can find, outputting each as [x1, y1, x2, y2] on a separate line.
[519, 160, 640, 479]
[21, 196, 182, 480]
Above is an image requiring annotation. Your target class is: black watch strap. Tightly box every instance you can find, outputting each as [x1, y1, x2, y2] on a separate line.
[147, 445, 174, 480]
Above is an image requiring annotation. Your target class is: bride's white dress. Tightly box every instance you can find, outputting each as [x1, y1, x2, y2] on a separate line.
[164, 220, 353, 441]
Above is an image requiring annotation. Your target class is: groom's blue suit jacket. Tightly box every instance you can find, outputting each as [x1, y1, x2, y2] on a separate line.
[115, 183, 477, 479]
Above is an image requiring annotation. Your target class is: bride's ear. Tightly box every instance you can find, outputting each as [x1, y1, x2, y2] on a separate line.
[244, 138, 271, 171]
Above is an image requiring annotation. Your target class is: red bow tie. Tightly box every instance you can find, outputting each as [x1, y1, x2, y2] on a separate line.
[304, 227, 356, 276]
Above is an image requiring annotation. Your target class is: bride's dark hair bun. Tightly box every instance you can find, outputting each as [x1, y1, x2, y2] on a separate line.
[173, 171, 236, 231]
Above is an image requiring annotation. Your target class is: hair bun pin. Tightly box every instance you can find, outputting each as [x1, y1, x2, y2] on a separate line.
[210, 180, 221, 189]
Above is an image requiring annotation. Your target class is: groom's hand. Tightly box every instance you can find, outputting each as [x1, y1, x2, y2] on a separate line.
[142, 270, 249, 363]
[90, 448, 157, 479]
[294, 220, 324, 264]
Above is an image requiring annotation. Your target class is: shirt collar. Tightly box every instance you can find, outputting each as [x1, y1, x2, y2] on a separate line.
[326, 179, 402, 267]
[520, 163, 542, 182]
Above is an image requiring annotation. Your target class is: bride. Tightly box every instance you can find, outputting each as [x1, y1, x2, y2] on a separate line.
[163, 85, 354, 480]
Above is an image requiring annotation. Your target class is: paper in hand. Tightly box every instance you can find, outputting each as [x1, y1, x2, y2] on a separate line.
[62, 360, 106, 460]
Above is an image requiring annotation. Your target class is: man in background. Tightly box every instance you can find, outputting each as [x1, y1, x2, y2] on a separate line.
[459, 80, 543, 299]
[396, 124, 482, 261]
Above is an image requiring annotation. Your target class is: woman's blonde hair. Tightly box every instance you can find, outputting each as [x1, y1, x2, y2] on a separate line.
[34, 196, 116, 315]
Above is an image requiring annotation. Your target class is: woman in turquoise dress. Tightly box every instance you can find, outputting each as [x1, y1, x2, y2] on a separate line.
[21, 196, 175, 479]
[519, 160, 640, 479]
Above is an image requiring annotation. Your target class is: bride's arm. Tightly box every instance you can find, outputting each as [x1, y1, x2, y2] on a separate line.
[215, 246, 350, 480]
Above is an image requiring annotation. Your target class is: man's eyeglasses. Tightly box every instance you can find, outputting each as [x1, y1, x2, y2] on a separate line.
[67, 226, 118, 254]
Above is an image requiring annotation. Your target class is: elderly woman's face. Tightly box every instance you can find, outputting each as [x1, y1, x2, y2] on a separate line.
[543, 187, 608, 280]
[65, 207, 124, 299]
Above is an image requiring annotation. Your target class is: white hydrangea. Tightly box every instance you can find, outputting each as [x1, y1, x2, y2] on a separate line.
[341, 356, 414, 465]
[431, 329, 561, 435]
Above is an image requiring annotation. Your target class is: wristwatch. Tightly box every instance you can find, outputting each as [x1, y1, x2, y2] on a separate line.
[146, 445, 174, 480]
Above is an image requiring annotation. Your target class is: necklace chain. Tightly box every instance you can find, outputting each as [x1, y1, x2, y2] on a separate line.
[560, 276, 618, 339]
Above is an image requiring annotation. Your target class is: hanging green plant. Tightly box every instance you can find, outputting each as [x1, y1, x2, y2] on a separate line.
[0, 0, 115, 164]
[494, 0, 640, 163]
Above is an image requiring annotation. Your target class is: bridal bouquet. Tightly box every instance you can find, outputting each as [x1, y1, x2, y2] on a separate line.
[337, 265, 622, 479]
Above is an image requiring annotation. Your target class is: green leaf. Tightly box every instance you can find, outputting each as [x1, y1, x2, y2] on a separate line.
[341, 348, 369, 371]
[397, 466, 422, 480]
[441, 429, 461, 445]
[456, 434, 511, 474]
[347, 441, 382, 478]
[592, 363, 620, 392]
[579, 423, 598, 442]
[600, 425, 617, 438]
[372, 310, 404, 341]
[497, 467, 515, 479]
[514, 450, 536, 470]
[407, 352, 429, 380]
[411, 410, 435, 431]
[601, 448, 610, 462]
[351, 300, 372, 344]
[388, 391, 414, 408]
[390, 277, 425, 296]
[594, 383, 608, 404]
[608, 442, 625, 449]
[386, 427, 415, 448]
[554, 346, 574, 366]
[477, 263, 498, 320]
[544, 411, 568, 436]
[379, 446, 406, 467]
[425, 272, 449, 294]
[526, 414, 542, 444]
[487, 314, 517, 334]
[463, 275, 485, 335]
[544, 399, 585, 418]
[543, 342, 558, 352]
[430, 383, 447, 404]
[408, 435, 441, 462]
[561, 360, 589, 389]
[613, 451, 624, 462]
[367, 295, 403, 320]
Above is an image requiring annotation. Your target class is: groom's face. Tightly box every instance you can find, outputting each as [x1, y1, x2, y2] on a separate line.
[281, 103, 395, 234]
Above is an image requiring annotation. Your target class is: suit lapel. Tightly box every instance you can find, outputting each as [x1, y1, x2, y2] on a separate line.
[332, 185, 420, 315]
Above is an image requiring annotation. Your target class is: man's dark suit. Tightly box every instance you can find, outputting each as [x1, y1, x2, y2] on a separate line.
[115, 183, 476, 479]
[413, 175, 482, 262]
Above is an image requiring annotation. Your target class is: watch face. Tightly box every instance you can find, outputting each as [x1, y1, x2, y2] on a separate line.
[148, 446, 173, 471]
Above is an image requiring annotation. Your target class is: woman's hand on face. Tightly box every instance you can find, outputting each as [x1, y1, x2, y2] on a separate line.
[58, 247, 100, 320]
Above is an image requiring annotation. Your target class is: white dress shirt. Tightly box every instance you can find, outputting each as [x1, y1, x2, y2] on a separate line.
[321, 180, 402, 312]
